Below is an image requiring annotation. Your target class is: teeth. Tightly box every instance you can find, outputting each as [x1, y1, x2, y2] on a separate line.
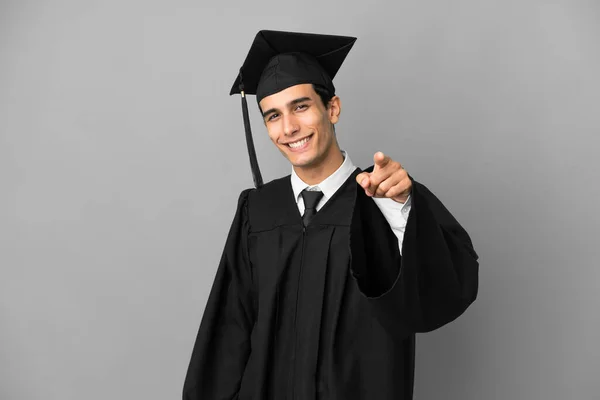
[288, 137, 310, 148]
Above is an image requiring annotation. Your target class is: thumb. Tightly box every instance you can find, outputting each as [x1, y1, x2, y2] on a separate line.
[356, 172, 371, 188]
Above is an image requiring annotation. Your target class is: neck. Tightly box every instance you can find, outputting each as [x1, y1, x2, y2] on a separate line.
[294, 146, 344, 186]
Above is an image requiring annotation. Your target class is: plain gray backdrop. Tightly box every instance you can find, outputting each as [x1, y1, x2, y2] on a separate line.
[1, 0, 599, 399]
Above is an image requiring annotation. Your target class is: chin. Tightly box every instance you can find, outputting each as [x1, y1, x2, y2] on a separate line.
[290, 153, 320, 169]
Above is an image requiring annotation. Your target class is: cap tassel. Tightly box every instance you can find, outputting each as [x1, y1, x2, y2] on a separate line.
[240, 81, 264, 188]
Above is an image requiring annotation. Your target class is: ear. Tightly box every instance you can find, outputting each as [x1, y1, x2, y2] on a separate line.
[328, 96, 341, 124]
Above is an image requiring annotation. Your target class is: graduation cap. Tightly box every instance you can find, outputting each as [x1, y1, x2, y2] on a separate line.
[230, 30, 357, 188]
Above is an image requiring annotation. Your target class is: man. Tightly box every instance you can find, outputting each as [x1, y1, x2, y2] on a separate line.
[183, 30, 478, 400]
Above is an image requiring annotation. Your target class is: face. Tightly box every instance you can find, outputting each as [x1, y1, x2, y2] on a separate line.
[259, 83, 341, 171]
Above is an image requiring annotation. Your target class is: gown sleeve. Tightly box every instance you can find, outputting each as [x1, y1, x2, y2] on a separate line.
[183, 189, 255, 400]
[351, 174, 479, 336]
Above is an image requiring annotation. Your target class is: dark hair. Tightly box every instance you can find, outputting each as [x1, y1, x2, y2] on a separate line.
[312, 84, 337, 133]
[312, 84, 335, 109]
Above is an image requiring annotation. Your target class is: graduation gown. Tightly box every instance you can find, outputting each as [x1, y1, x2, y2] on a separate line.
[183, 167, 479, 400]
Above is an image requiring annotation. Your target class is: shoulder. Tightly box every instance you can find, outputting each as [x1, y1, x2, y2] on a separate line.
[242, 175, 295, 231]
[246, 175, 291, 206]
[235, 174, 292, 212]
[235, 175, 290, 204]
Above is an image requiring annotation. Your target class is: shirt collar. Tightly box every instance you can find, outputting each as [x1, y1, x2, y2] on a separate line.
[290, 150, 356, 203]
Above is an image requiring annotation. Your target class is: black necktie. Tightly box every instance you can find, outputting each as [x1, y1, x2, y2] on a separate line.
[301, 189, 323, 227]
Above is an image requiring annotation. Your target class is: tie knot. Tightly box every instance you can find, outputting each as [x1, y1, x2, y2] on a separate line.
[301, 189, 323, 210]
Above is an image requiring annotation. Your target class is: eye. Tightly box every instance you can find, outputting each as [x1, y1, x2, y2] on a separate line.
[295, 104, 308, 111]
[267, 113, 280, 122]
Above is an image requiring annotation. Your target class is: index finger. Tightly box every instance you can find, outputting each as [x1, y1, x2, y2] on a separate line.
[374, 152, 391, 168]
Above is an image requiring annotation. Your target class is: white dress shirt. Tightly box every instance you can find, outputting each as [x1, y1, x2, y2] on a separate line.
[290, 151, 412, 255]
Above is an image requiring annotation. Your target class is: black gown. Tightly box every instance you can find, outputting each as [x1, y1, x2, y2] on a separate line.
[183, 167, 479, 400]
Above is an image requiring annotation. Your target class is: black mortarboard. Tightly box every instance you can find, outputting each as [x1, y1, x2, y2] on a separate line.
[230, 30, 357, 188]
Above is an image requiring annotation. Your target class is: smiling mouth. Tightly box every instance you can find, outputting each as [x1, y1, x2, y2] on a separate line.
[287, 134, 313, 149]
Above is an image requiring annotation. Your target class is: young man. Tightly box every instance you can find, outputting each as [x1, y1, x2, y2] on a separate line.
[183, 30, 479, 400]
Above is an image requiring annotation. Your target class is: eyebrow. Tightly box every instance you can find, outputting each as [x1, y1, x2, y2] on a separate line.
[262, 96, 313, 119]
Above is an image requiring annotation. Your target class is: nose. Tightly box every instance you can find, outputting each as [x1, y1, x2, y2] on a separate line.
[282, 113, 300, 137]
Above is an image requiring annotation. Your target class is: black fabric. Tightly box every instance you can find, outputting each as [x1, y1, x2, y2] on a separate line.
[240, 93, 263, 188]
[301, 189, 323, 227]
[183, 168, 479, 400]
[230, 30, 357, 102]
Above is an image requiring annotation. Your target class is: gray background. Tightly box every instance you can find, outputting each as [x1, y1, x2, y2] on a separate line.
[1, 0, 599, 399]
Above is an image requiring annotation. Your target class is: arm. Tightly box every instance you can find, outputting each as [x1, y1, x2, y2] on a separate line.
[351, 174, 479, 337]
[183, 189, 255, 399]
[371, 194, 412, 255]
